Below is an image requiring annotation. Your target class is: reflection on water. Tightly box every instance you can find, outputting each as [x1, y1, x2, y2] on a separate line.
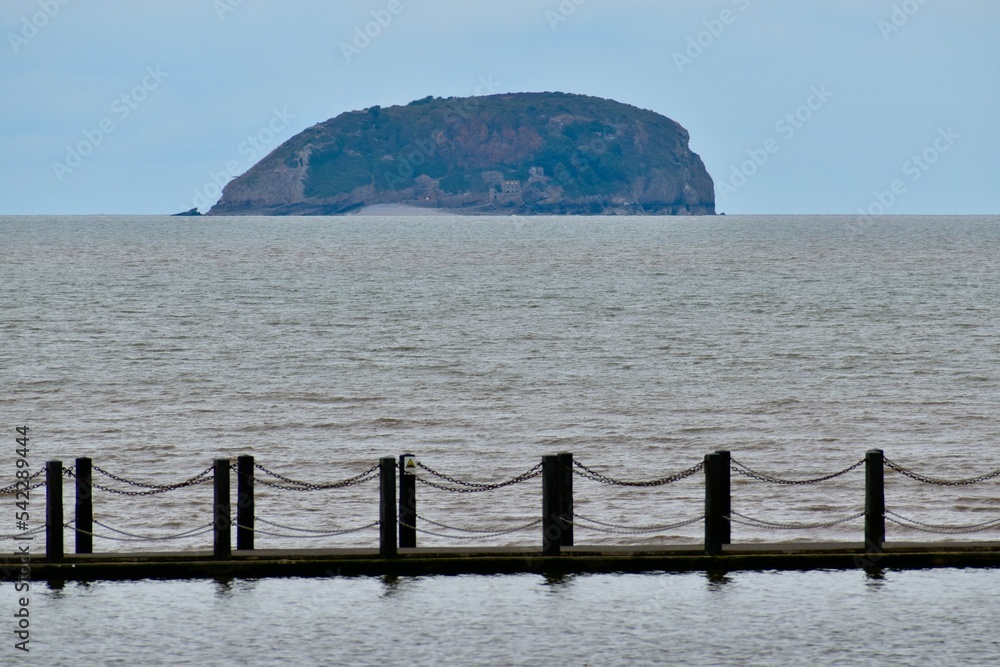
[705, 570, 734, 591]
[18, 568, 1000, 666]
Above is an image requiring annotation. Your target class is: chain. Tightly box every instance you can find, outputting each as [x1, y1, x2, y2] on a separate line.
[0, 525, 48, 540]
[398, 518, 542, 540]
[255, 516, 344, 532]
[571, 460, 705, 487]
[884, 458, 1000, 486]
[253, 462, 380, 491]
[885, 510, 1000, 534]
[0, 467, 47, 495]
[88, 480, 206, 497]
[70, 519, 217, 541]
[90, 464, 214, 491]
[0, 480, 47, 495]
[413, 513, 540, 535]
[237, 521, 378, 538]
[569, 513, 705, 534]
[730, 458, 865, 485]
[414, 462, 542, 493]
[728, 510, 865, 530]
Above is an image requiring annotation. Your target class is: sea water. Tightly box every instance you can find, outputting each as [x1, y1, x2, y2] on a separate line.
[1, 215, 999, 665]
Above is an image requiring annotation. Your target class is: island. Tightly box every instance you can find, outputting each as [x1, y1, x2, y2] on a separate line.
[208, 92, 715, 216]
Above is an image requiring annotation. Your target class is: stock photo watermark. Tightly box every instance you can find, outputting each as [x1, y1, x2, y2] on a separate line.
[850, 126, 959, 233]
[214, 0, 243, 22]
[7, 0, 71, 54]
[12, 426, 32, 653]
[717, 84, 833, 204]
[340, 0, 403, 63]
[673, 0, 751, 73]
[878, 0, 931, 40]
[183, 107, 295, 212]
[382, 76, 501, 189]
[545, 0, 587, 31]
[51, 65, 169, 182]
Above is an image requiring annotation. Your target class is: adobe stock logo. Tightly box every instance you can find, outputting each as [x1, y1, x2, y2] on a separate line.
[51, 66, 169, 182]
[673, 0, 751, 73]
[214, 0, 243, 21]
[340, 1, 404, 63]
[878, 0, 931, 40]
[850, 127, 959, 234]
[717, 84, 833, 203]
[8, 0, 72, 54]
[183, 107, 296, 212]
[545, 0, 587, 31]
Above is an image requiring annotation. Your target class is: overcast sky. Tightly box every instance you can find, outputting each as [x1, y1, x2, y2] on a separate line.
[2, 0, 997, 215]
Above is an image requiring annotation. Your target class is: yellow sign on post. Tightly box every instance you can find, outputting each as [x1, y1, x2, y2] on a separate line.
[402, 455, 418, 474]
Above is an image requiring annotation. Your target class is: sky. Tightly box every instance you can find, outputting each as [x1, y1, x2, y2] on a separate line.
[1, 0, 997, 215]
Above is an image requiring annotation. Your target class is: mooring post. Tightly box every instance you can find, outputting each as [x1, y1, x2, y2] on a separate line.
[379, 457, 397, 558]
[75, 457, 93, 555]
[236, 455, 254, 551]
[45, 460, 64, 562]
[705, 452, 731, 556]
[865, 449, 885, 551]
[398, 453, 416, 549]
[557, 451, 574, 547]
[542, 454, 562, 556]
[213, 458, 231, 559]
[717, 450, 731, 546]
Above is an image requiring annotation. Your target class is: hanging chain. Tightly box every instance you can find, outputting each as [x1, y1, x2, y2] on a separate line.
[884, 458, 1000, 486]
[414, 462, 542, 492]
[571, 460, 705, 487]
[91, 464, 215, 491]
[253, 462, 380, 491]
[728, 510, 865, 530]
[730, 458, 864, 485]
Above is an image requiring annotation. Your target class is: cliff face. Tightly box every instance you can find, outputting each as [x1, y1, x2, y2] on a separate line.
[209, 92, 715, 216]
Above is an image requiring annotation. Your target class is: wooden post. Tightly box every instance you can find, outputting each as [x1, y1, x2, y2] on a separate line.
[236, 455, 254, 551]
[557, 451, 573, 547]
[45, 460, 63, 562]
[705, 452, 731, 556]
[213, 459, 231, 559]
[379, 457, 397, 558]
[398, 453, 416, 549]
[717, 450, 731, 545]
[542, 455, 561, 556]
[865, 449, 885, 551]
[75, 457, 93, 554]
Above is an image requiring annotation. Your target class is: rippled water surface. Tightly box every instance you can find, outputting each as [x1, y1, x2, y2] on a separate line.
[2, 215, 999, 663]
[13, 569, 1000, 666]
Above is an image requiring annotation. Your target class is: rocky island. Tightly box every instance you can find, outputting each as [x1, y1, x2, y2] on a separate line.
[208, 92, 714, 216]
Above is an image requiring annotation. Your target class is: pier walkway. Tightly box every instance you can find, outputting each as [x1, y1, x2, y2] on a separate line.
[5, 443, 1000, 582]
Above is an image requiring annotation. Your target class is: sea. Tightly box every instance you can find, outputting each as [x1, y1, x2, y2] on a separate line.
[2, 214, 999, 665]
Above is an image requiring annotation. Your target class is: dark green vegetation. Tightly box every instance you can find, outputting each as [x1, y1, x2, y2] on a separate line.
[209, 92, 715, 216]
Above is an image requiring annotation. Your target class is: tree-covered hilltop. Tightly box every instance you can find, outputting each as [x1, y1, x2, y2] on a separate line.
[209, 92, 715, 216]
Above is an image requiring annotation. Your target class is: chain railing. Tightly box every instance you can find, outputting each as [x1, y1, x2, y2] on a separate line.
[884, 458, 1000, 486]
[569, 513, 705, 535]
[252, 462, 380, 491]
[885, 510, 1000, 535]
[72, 464, 215, 497]
[237, 518, 379, 539]
[414, 461, 542, 493]
[730, 458, 865, 485]
[570, 460, 705, 487]
[0, 466, 46, 495]
[13, 450, 1000, 559]
[398, 514, 542, 540]
[66, 519, 215, 542]
[728, 510, 866, 531]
